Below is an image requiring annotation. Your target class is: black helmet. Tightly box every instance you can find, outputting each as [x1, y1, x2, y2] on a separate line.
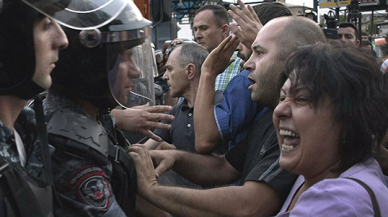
[51, 0, 156, 109]
[0, 0, 71, 99]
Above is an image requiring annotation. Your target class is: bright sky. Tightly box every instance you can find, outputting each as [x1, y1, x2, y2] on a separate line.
[177, 0, 321, 39]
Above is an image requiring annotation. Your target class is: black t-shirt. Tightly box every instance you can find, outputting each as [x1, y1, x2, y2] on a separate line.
[225, 110, 297, 203]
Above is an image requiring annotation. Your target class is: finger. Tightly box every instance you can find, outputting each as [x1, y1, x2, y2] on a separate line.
[248, 5, 262, 26]
[230, 23, 245, 42]
[223, 36, 240, 54]
[146, 112, 175, 122]
[237, 0, 253, 21]
[131, 104, 149, 110]
[141, 130, 162, 142]
[147, 121, 172, 130]
[154, 160, 169, 178]
[127, 144, 146, 154]
[146, 105, 173, 113]
[212, 35, 233, 54]
[228, 6, 246, 25]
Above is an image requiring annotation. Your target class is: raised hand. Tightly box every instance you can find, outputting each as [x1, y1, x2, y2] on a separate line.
[228, 0, 263, 49]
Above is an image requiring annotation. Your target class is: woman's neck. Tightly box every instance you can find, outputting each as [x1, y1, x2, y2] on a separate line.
[0, 95, 27, 130]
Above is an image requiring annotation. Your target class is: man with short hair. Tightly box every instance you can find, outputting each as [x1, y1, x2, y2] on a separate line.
[338, 22, 360, 46]
[128, 16, 327, 217]
[144, 43, 209, 151]
[195, 1, 292, 154]
[143, 43, 213, 187]
[193, 5, 241, 91]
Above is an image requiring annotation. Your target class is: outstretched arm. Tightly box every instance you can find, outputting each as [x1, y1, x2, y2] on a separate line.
[128, 145, 281, 217]
[194, 36, 240, 154]
[111, 104, 174, 141]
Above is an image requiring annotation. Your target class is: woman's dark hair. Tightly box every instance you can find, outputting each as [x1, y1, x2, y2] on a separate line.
[280, 41, 388, 172]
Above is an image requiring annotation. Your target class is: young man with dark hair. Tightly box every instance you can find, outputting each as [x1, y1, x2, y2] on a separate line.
[338, 22, 360, 46]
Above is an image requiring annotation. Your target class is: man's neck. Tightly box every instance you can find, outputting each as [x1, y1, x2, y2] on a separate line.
[182, 80, 199, 108]
[0, 95, 27, 130]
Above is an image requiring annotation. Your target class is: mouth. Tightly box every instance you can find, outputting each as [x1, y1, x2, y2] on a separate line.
[247, 76, 256, 90]
[247, 76, 255, 84]
[279, 129, 300, 151]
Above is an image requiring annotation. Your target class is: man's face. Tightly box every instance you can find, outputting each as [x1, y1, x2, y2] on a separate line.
[236, 42, 252, 68]
[163, 47, 190, 98]
[337, 27, 359, 46]
[244, 20, 287, 108]
[33, 17, 68, 89]
[112, 49, 142, 105]
[193, 10, 227, 52]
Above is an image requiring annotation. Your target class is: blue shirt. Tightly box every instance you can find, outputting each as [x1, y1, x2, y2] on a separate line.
[214, 69, 269, 150]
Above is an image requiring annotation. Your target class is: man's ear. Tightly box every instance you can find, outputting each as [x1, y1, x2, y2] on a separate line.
[221, 23, 229, 37]
[186, 63, 197, 80]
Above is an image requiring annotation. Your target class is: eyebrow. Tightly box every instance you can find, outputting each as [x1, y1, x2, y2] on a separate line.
[252, 44, 266, 52]
[195, 24, 209, 29]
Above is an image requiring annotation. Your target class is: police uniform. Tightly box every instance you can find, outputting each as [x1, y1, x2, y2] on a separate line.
[44, 90, 136, 217]
[0, 106, 54, 217]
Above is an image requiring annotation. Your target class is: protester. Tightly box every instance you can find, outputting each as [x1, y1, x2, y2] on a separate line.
[0, 0, 69, 216]
[195, 0, 292, 153]
[338, 22, 360, 46]
[274, 42, 388, 216]
[193, 4, 241, 91]
[128, 16, 326, 217]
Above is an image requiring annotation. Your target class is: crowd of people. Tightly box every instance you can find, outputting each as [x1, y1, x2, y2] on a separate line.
[0, 0, 387, 216]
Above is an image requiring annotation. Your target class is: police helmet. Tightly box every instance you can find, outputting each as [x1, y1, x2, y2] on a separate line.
[51, 0, 156, 109]
[0, 0, 71, 99]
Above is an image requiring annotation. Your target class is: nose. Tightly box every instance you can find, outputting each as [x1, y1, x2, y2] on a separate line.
[162, 71, 169, 80]
[274, 99, 291, 120]
[194, 30, 201, 41]
[130, 65, 141, 79]
[244, 55, 254, 71]
[54, 22, 68, 50]
[338, 35, 346, 42]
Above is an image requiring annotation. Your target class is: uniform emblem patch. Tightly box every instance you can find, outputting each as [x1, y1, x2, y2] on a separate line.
[70, 166, 111, 209]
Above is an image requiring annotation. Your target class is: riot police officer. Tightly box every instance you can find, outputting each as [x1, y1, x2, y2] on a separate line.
[43, 0, 163, 216]
[0, 0, 68, 216]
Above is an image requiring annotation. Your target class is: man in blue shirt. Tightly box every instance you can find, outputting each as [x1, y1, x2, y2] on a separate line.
[194, 2, 292, 153]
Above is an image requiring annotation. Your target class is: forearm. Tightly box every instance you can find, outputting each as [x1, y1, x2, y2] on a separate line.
[136, 195, 172, 217]
[141, 181, 280, 217]
[194, 73, 223, 154]
[169, 150, 239, 186]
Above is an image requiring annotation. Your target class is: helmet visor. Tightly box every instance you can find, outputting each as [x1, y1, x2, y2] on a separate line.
[22, 0, 143, 30]
[108, 26, 156, 108]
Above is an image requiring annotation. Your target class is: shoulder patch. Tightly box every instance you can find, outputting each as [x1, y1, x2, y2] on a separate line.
[70, 166, 112, 210]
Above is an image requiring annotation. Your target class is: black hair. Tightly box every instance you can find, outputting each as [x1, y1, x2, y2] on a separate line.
[195, 5, 229, 27]
[338, 22, 359, 40]
[281, 41, 388, 172]
[252, 2, 292, 26]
